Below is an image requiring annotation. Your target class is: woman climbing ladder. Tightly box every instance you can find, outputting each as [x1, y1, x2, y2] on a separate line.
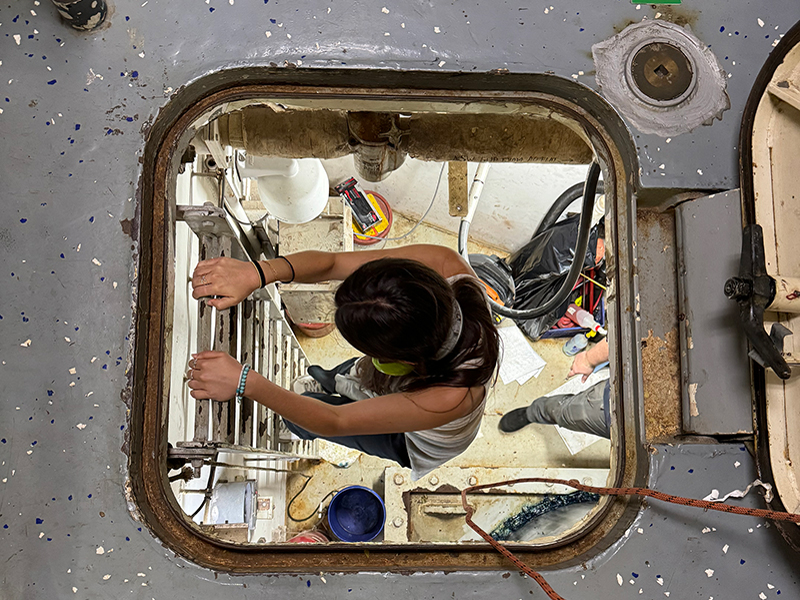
[185, 244, 500, 480]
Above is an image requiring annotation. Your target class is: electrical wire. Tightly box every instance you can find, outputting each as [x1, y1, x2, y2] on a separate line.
[286, 474, 339, 523]
[352, 162, 447, 242]
[222, 158, 446, 242]
[188, 462, 217, 520]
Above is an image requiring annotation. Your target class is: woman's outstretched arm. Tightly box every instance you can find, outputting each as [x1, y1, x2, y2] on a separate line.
[187, 351, 478, 436]
[191, 244, 473, 310]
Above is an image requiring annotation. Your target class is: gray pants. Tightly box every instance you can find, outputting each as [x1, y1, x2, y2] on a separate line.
[526, 380, 610, 438]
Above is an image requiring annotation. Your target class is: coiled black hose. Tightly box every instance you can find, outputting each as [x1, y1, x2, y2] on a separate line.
[459, 161, 602, 320]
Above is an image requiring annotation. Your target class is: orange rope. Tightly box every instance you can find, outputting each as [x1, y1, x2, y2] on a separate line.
[460, 477, 800, 600]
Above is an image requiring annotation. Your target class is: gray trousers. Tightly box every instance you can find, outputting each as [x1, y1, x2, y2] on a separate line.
[526, 380, 610, 438]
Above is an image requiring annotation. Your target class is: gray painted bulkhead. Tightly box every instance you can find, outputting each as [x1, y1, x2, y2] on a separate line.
[1, 0, 799, 598]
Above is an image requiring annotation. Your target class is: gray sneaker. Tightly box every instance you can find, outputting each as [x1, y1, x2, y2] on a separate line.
[292, 374, 324, 395]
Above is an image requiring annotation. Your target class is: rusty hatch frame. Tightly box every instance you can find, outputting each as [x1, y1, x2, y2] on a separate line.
[128, 67, 648, 573]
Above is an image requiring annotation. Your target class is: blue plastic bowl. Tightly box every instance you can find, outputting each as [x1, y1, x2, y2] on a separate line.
[327, 485, 386, 542]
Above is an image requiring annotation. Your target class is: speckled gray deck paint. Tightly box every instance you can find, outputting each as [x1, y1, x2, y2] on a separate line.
[1, 1, 799, 599]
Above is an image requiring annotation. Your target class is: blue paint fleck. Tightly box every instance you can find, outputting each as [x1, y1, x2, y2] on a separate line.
[12, 15, 19, 22]
[120, 425, 125, 430]
[126, 536, 130, 541]
[1, 439, 6, 444]
[60, 253, 65, 259]
[209, 6, 215, 11]
[47, 80, 56, 85]
[106, 129, 113, 135]
[579, 28, 584, 32]
[75, 124, 81, 131]
[20, 218, 27, 224]
[88, 494, 92, 498]
[68, 495, 73, 501]
[631, 572, 638, 578]
[306, 581, 311, 588]
[89, 216, 94, 223]
[740, 559, 746, 564]
[270, 18, 276, 23]
[3, 525, 7, 529]
[131, 70, 138, 78]
[688, 469, 694, 473]
[36, 518, 44, 524]
[31, 441, 37, 446]
[120, 72, 125, 77]
[125, 16, 130, 21]
[102, 364, 108, 370]
[47, 390, 54, 396]
[50, 420, 54, 424]
[47, 538, 52, 541]
[126, 117, 134, 122]
[720, 26, 725, 32]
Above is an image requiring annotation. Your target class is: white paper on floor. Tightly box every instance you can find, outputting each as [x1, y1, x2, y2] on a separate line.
[548, 369, 610, 455]
[497, 323, 547, 385]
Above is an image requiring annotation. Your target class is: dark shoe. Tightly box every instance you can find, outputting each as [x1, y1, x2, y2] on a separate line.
[308, 357, 359, 395]
[498, 407, 532, 433]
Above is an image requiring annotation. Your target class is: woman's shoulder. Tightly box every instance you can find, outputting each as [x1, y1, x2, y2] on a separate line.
[408, 384, 485, 418]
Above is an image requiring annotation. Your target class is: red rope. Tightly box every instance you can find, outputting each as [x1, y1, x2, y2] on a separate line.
[460, 477, 800, 600]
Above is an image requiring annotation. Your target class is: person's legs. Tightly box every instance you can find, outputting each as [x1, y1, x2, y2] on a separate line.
[282, 391, 411, 468]
[525, 380, 610, 438]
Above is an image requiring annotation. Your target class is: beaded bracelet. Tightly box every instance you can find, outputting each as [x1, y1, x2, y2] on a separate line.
[235, 363, 251, 402]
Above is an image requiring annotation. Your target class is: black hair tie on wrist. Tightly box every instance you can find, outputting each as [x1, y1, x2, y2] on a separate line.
[277, 256, 295, 283]
[252, 260, 267, 288]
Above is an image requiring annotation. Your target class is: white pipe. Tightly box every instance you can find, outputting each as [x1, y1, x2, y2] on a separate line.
[464, 162, 491, 225]
[458, 163, 490, 260]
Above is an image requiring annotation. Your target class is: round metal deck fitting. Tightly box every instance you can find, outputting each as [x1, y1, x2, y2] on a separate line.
[627, 42, 697, 106]
[428, 475, 439, 486]
[392, 517, 404, 528]
[393, 473, 405, 486]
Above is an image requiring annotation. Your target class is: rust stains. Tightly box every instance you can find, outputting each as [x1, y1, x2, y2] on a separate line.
[641, 328, 682, 441]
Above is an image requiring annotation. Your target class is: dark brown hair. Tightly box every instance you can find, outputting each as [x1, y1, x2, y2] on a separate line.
[334, 258, 500, 396]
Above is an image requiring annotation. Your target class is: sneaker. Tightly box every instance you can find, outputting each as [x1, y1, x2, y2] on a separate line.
[292, 374, 324, 395]
[308, 357, 359, 395]
[498, 407, 532, 433]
